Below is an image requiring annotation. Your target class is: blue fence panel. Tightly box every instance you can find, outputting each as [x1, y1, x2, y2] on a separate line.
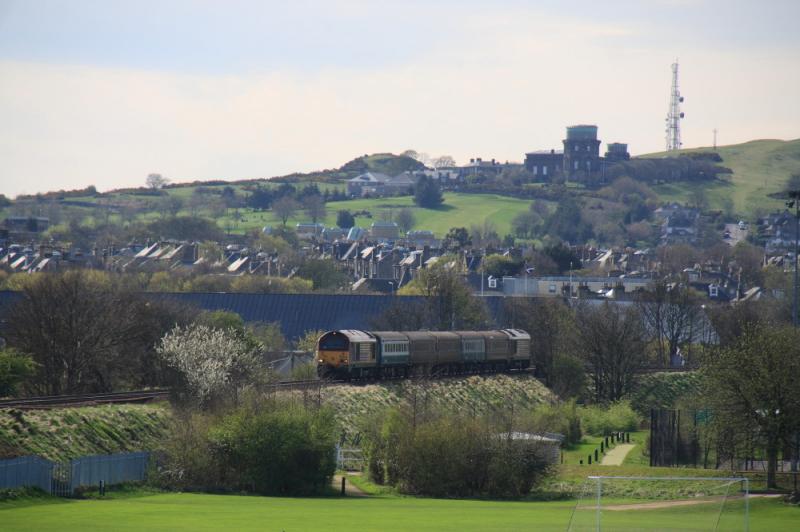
[0, 455, 54, 492]
[69, 452, 150, 492]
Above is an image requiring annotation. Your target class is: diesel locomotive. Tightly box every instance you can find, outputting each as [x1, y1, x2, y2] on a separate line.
[316, 329, 531, 379]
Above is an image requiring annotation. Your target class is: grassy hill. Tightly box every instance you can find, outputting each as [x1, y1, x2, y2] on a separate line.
[641, 138, 800, 216]
[319, 374, 556, 441]
[226, 192, 541, 237]
[0, 404, 171, 462]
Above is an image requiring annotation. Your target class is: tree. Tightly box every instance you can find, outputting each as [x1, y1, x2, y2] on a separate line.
[702, 325, 800, 488]
[5, 271, 192, 394]
[146, 173, 169, 190]
[296, 259, 348, 290]
[503, 298, 582, 396]
[336, 210, 355, 229]
[511, 211, 541, 239]
[432, 155, 456, 168]
[303, 194, 326, 224]
[543, 197, 593, 244]
[396, 208, 416, 233]
[443, 227, 471, 250]
[482, 254, 522, 277]
[157, 323, 264, 407]
[0, 348, 36, 397]
[272, 196, 299, 227]
[398, 260, 488, 330]
[575, 302, 647, 402]
[413, 176, 443, 208]
[636, 282, 701, 367]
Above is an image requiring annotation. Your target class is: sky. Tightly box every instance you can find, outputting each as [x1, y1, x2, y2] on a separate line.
[1, 0, 799, 197]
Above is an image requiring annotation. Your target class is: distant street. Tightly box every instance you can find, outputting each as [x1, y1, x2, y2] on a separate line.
[724, 223, 748, 247]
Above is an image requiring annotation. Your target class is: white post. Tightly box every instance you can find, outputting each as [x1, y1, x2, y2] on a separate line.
[595, 477, 602, 531]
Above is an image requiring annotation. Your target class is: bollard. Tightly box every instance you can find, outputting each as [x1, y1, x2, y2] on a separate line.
[595, 449, 599, 462]
[99, 480, 105, 496]
[600, 441, 604, 453]
[605, 436, 609, 447]
[580, 459, 583, 465]
[611, 433, 615, 444]
[341, 476, 346, 496]
[588, 455, 592, 465]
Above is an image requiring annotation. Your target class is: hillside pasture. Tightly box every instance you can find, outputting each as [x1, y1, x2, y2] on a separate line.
[643, 138, 800, 216]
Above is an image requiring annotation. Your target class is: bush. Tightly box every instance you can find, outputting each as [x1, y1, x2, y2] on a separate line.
[527, 400, 582, 446]
[159, 400, 337, 496]
[580, 401, 640, 436]
[362, 409, 552, 498]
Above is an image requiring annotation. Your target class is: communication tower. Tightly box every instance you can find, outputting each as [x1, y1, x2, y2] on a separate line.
[664, 60, 684, 151]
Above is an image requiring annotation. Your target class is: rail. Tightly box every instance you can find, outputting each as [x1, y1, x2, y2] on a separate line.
[0, 390, 170, 410]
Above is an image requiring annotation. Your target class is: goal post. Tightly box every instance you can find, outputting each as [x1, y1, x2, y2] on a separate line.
[566, 475, 750, 532]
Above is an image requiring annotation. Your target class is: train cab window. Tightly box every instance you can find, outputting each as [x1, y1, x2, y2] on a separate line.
[320, 335, 347, 350]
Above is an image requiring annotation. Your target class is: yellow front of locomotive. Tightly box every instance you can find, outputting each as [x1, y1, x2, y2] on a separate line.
[317, 331, 350, 369]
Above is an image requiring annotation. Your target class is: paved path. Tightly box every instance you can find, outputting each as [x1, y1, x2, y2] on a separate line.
[332, 473, 367, 496]
[600, 444, 635, 466]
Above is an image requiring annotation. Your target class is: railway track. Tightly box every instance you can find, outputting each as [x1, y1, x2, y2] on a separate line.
[0, 367, 691, 410]
[0, 390, 170, 410]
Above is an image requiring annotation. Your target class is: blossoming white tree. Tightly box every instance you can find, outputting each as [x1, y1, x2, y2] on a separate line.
[157, 324, 262, 406]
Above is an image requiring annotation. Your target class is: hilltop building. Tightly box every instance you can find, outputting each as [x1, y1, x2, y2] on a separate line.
[524, 125, 629, 183]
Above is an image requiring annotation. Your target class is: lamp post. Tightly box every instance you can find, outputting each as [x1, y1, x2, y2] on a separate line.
[788, 193, 800, 327]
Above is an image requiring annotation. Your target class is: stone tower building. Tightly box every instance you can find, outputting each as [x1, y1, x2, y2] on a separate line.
[562, 125, 601, 179]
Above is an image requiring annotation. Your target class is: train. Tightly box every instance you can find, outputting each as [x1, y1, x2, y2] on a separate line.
[316, 329, 531, 379]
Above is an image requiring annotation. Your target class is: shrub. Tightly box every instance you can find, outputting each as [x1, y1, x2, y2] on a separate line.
[209, 403, 337, 495]
[362, 409, 552, 498]
[527, 400, 582, 445]
[580, 401, 640, 436]
[159, 400, 337, 496]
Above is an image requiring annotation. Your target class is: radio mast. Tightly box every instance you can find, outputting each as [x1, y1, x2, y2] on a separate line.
[665, 60, 684, 151]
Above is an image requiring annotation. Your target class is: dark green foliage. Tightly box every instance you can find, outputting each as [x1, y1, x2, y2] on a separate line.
[336, 209, 355, 228]
[0, 349, 36, 397]
[443, 227, 471, 250]
[542, 243, 582, 273]
[413, 175, 443, 208]
[482, 254, 523, 277]
[145, 216, 224, 241]
[543, 197, 593, 243]
[627, 372, 702, 416]
[161, 402, 337, 496]
[702, 325, 800, 488]
[362, 410, 552, 498]
[296, 259, 349, 290]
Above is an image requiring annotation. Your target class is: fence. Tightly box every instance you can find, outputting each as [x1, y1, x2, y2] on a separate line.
[0, 456, 53, 493]
[335, 445, 364, 471]
[0, 452, 150, 497]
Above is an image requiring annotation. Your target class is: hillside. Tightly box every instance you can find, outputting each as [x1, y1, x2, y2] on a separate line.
[0, 404, 171, 462]
[641, 138, 800, 216]
[224, 192, 541, 237]
[319, 374, 556, 441]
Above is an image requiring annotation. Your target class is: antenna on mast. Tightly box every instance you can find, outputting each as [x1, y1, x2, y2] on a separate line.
[665, 60, 684, 151]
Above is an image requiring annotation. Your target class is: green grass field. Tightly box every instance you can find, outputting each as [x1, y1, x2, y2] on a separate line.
[643, 138, 800, 216]
[217, 192, 539, 237]
[1, 491, 795, 531]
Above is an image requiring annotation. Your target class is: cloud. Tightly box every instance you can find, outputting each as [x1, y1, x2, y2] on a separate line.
[0, 5, 798, 196]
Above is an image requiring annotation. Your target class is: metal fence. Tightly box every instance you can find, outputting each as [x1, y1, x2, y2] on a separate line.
[0, 452, 150, 497]
[0, 455, 53, 492]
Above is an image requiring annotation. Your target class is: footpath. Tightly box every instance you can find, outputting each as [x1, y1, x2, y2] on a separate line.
[600, 444, 635, 466]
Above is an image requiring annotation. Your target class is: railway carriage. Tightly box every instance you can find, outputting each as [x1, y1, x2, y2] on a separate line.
[316, 329, 531, 379]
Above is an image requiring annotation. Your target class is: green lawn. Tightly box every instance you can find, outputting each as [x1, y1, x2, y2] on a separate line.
[218, 192, 539, 237]
[1, 491, 795, 531]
